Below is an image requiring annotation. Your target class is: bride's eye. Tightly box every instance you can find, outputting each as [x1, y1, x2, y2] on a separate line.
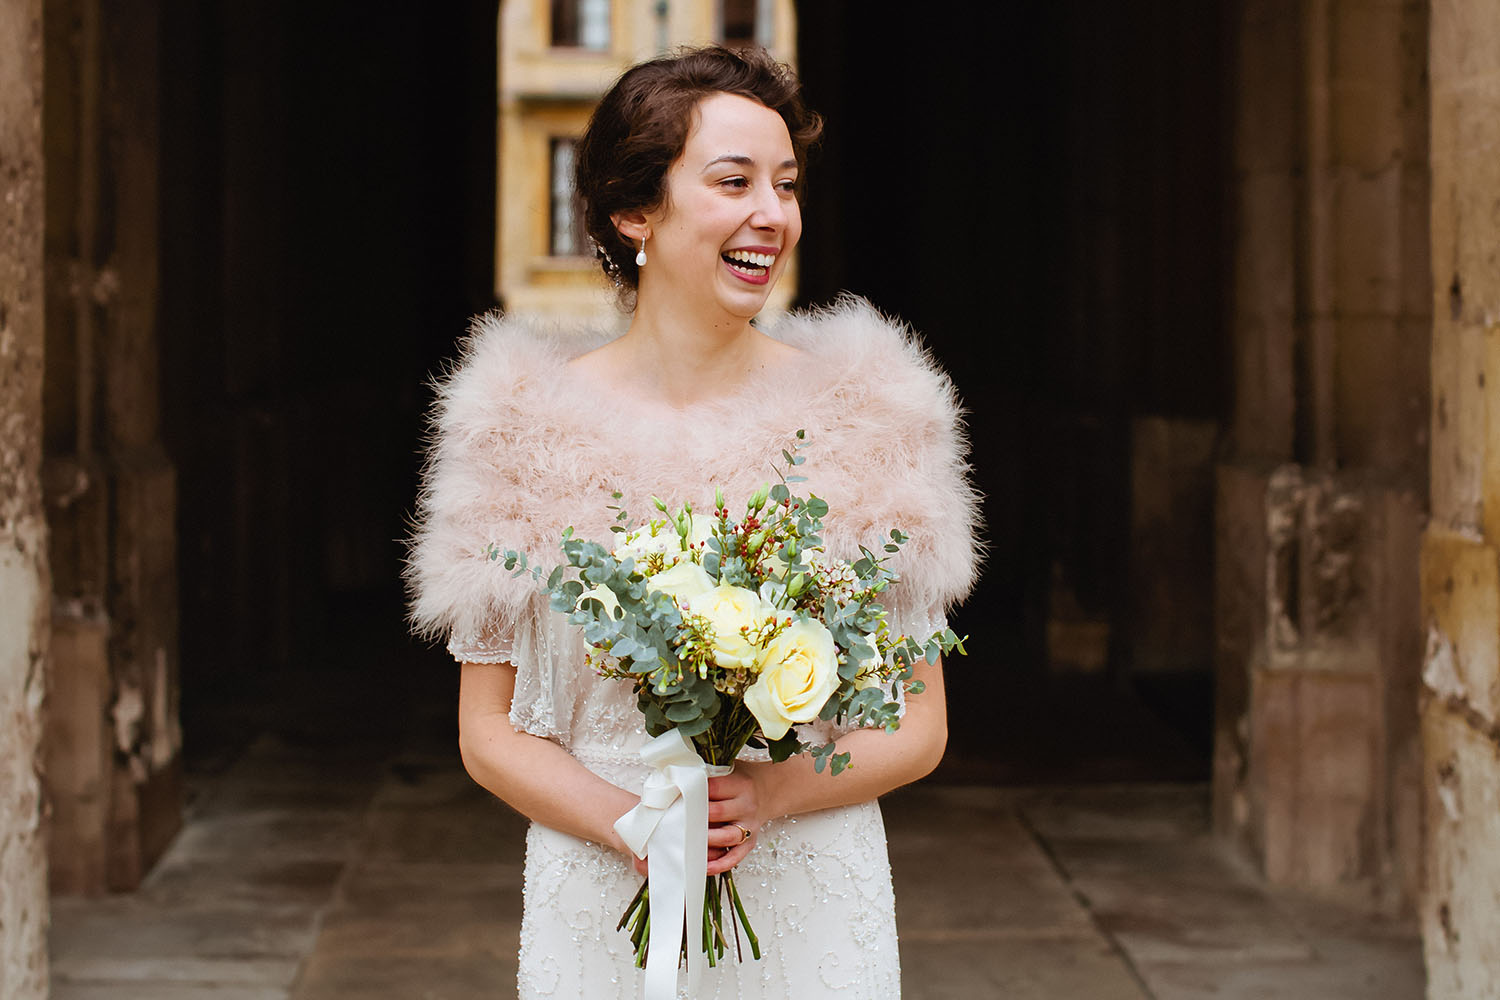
[720, 177, 749, 189]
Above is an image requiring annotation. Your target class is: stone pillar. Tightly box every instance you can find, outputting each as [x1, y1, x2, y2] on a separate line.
[41, 0, 181, 894]
[1214, 0, 1429, 910]
[0, 0, 50, 994]
[1420, 1, 1500, 993]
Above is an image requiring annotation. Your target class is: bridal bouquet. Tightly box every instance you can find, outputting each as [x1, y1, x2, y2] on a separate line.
[487, 432, 964, 986]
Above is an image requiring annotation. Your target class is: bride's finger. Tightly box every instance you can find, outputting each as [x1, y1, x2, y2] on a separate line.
[706, 833, 756, 875]
[707, 796, 753, 823]
[707, 772, 749, 795]
[707, 822, 753, 849]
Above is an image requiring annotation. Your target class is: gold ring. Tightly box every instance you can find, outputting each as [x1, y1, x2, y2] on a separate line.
[734, 823, 752, 845]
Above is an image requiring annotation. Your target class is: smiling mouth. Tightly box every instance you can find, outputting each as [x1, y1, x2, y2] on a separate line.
[722, 249, 776, 276]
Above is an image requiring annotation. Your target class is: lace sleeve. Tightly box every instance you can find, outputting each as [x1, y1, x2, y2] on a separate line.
[446, 592, 589, 743]
[448, 619, 516, 664]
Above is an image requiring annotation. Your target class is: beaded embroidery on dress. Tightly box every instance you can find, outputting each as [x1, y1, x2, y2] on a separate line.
[407, 296, 981, 999]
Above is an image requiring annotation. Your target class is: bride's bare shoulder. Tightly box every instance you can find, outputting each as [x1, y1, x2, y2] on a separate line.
[564, 337, 629, 380]
[757, 332, 805, 366]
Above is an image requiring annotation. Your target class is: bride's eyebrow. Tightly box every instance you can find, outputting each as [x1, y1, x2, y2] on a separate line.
[700, 154, 798, 173]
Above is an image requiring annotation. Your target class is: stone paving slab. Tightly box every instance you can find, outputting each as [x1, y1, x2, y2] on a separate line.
[1016, 785, 1425, 1000]
[308, 910, 521, 962]
[166, 808, 367, 864]
[358, 800, 529, 865]
[190, 734, 389, 818]
[1016, 783, 1212, 842]
[291, 952, 518, 1000]
[1141, 956, 1424, 1000]
[50, 898, 317, 980]
[53, 984, 288, 1000]
[1047, 835, 1316, 964]
[900, 934, 1150, 1000]
[140, 856, 346, 908]
[891, 840, 1099, 939]
[333, 861, 524, 920]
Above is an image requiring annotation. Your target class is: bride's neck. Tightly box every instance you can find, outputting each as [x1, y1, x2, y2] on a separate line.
[618, 298, 760, 408]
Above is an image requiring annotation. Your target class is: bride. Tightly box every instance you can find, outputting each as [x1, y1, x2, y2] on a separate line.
[407, 44, 980, 999]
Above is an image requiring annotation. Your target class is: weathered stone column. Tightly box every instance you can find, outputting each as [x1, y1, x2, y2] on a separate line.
[0, 0, 50, 994]
[1420, 1, 1500, 993]
[41, 0, 181, 894]
[1214, 0, 1430, 910]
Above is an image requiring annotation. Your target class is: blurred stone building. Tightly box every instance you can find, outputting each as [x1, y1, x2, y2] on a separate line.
[495, 0, 797, 320]
[3, 0, 1500, 997]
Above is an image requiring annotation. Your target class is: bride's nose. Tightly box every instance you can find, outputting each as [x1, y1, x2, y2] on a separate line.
[748, 187, 789, 231]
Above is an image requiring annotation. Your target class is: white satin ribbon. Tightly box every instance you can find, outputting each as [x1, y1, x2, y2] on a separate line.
[614, 729, 711, 1000]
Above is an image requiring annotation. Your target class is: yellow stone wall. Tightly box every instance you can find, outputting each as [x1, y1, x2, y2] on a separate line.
[1421, 1, 1500, 994]
[496, 0, 799, 325]
[0, 0, 50, 993]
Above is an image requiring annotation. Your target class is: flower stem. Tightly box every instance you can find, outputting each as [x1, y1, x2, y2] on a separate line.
[727, 872, 761, 960]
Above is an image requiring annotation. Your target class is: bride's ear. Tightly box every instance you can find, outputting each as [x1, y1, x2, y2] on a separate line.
[610, 211, 650, 246]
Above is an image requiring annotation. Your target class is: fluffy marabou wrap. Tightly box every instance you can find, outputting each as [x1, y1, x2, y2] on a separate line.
[405, 296, 983, 654]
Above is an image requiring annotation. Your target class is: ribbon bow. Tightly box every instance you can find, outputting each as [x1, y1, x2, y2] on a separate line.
[614, 729, 711, 1000]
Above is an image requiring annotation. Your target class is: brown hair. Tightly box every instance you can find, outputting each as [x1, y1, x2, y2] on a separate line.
[574, 45, 823, 296]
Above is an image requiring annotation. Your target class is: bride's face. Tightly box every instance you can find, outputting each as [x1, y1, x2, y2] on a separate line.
[635, 92, 802, 320]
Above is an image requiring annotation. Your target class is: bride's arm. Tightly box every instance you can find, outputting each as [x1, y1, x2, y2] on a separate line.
[458, 660, 639, 854]
[704, 655, 947, 875]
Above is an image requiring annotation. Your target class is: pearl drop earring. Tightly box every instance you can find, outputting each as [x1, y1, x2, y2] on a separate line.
[635, 238, 647, 268]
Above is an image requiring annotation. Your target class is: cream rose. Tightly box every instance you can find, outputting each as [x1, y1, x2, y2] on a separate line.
[744, 619, 840, 740]
[648, 559, 716, 605]
[687, 584, 772, 671]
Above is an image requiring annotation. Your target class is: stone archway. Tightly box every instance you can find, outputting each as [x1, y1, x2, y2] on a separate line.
[5, 1, 1500, 997]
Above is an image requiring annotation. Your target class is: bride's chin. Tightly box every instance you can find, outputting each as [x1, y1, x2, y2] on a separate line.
[718, 284, 778, 318]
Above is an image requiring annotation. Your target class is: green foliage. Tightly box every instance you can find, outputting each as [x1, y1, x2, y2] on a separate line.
[486, 429, 970, 774]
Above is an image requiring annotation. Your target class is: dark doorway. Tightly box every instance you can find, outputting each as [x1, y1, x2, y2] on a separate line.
[796, 3, 1232, 781]
[160, 3, 500, 764]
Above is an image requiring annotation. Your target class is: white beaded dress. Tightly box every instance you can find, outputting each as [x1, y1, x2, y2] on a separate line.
[406, 297, 981, 999]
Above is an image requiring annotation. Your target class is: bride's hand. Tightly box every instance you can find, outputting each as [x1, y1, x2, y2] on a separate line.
[706, 768, 766, 875]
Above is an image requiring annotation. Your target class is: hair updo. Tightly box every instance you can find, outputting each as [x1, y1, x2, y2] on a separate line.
[574, 45, 823, 297]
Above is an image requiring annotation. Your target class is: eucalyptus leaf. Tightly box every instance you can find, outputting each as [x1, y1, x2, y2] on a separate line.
[767, 731, 802, 762]
[675, 714, 714, 738]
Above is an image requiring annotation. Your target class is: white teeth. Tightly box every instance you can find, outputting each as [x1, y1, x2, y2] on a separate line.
[724, 250, 775, 269]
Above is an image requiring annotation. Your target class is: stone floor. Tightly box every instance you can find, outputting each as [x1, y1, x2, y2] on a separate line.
[49, 731, 1426, 999]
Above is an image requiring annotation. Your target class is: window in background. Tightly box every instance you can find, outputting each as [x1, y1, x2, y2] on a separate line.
[552, 0, 611, 50]
[549, 138, 588, 257]
[719, 0, 757, 48]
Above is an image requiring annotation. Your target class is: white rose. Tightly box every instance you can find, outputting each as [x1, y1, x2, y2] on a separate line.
[744, 619, 840, 740]
[648, 560, 717, 605]
[687, 584, 772, 671]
